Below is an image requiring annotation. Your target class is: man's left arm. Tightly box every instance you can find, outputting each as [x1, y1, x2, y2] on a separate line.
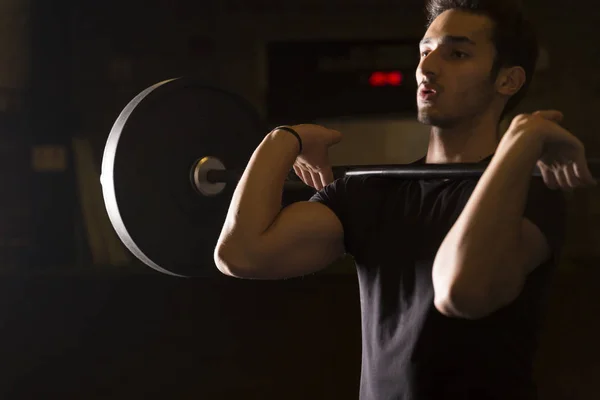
[432, 113, 590, 319]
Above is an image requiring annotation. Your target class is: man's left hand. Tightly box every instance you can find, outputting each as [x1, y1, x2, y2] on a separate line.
[510, 110, 597, 191]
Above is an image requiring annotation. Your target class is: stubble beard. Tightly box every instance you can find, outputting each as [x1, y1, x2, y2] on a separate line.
[417, 105, 461, 129]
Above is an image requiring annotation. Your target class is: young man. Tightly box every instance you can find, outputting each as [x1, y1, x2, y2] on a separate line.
[215, 0, 596, 398]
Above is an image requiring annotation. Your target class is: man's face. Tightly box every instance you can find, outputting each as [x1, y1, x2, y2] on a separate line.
[416, 10, 499, 128]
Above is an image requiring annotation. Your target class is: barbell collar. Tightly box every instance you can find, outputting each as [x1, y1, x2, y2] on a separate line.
[192, 156, 227, 196]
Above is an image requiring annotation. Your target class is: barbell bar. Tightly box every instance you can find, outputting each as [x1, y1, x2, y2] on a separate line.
[101, 77, 599, 278]
[197, 157, 600, 196]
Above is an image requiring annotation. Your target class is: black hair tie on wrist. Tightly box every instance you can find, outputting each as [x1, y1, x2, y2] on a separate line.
[274, 126, 303, 155]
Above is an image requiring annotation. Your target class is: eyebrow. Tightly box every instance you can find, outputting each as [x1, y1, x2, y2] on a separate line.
[419, 35, 477, 47]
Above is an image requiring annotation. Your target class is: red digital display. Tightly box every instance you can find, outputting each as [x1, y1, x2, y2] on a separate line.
[369, 71, 404, 87]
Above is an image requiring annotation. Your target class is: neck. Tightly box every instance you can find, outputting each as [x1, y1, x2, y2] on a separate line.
[425, 113, 500, 164]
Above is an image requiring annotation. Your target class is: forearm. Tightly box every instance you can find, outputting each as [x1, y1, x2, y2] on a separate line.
[432, 129, 544, 315]
[218, 130, 299, 249]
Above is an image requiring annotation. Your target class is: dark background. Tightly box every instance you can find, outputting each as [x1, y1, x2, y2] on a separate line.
[1, 0, 599, 398]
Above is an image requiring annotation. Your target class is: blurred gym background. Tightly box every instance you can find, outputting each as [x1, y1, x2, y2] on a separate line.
[1, 0, 599, 398]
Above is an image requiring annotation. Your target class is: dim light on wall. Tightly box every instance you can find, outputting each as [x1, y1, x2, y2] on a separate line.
[369, 71, 403, 87]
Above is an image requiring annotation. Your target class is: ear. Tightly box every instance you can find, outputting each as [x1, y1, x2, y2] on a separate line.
[495, 66, 526, 96]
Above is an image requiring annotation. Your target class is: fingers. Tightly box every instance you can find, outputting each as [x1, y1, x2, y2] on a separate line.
[572, 155, 598, 187]
[538, 158, 597, 191]
[328, 129, 343, 145]
[294, 163, 334, 191]
[293, 165, 303, 183]
[294, 165, 316, 189]
[563, 163, 582, 189]
[538, 163, 559, 190]
[533, 110, 564, 123]
[555, 164, 574, 191]
[541, 163, 579, 191]
[318, 167, 334, 189]
[560, 148, 597, 189]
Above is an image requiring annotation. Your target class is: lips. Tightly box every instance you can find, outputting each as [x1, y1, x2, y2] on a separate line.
[419, 89, 438, 101]
[418, 84, 439, 101]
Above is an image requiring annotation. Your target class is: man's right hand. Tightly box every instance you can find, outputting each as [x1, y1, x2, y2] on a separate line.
[283, 124, 342, 190]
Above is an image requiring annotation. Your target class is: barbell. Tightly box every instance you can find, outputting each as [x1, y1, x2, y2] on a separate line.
[100, 77, 600, 278]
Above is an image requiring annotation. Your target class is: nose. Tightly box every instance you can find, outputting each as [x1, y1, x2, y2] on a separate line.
[416, 50, 440, 83]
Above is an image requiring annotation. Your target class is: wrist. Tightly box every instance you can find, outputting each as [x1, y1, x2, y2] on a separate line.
[266, 128, 302, 155]
[275, 126, 303, 154]
[499, 125, 545, 160]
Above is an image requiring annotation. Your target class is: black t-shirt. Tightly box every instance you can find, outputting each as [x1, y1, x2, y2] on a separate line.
[309, 156, 566, 400]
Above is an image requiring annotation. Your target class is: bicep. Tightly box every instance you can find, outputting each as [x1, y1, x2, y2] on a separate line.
[517, 217, 552, 274]
[245, 201, 346, 279]
[485, 218, 552, 315]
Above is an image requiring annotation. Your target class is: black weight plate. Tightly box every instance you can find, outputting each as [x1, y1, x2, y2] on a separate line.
[101, 78, 264, 277]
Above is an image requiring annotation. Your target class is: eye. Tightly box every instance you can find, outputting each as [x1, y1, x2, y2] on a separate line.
[420, 50, 430, 57]
[452, 51, 468, 59]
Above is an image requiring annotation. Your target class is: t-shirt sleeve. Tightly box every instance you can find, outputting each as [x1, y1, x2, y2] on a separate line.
[309, 176, 367, 257]
[523, 178, 568, 264]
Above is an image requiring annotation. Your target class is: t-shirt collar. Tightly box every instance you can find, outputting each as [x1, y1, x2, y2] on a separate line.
[413, 153, 495, 165]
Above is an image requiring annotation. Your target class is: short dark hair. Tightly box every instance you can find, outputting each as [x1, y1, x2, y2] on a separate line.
[425, 0, 539, 120]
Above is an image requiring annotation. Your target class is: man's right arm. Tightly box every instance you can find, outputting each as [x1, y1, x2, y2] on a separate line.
[214, 129, 345, 279]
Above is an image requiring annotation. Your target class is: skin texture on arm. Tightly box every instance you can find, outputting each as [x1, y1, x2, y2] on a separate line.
[215, 130, 345, 279]
[432, 126, 546, 319]
[216, 201, 345, 279]
[433, 112, 595, 319]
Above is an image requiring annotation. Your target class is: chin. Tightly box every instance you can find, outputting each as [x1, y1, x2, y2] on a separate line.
[419, 110, 446, 127]
[418, 107, 459, 129]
